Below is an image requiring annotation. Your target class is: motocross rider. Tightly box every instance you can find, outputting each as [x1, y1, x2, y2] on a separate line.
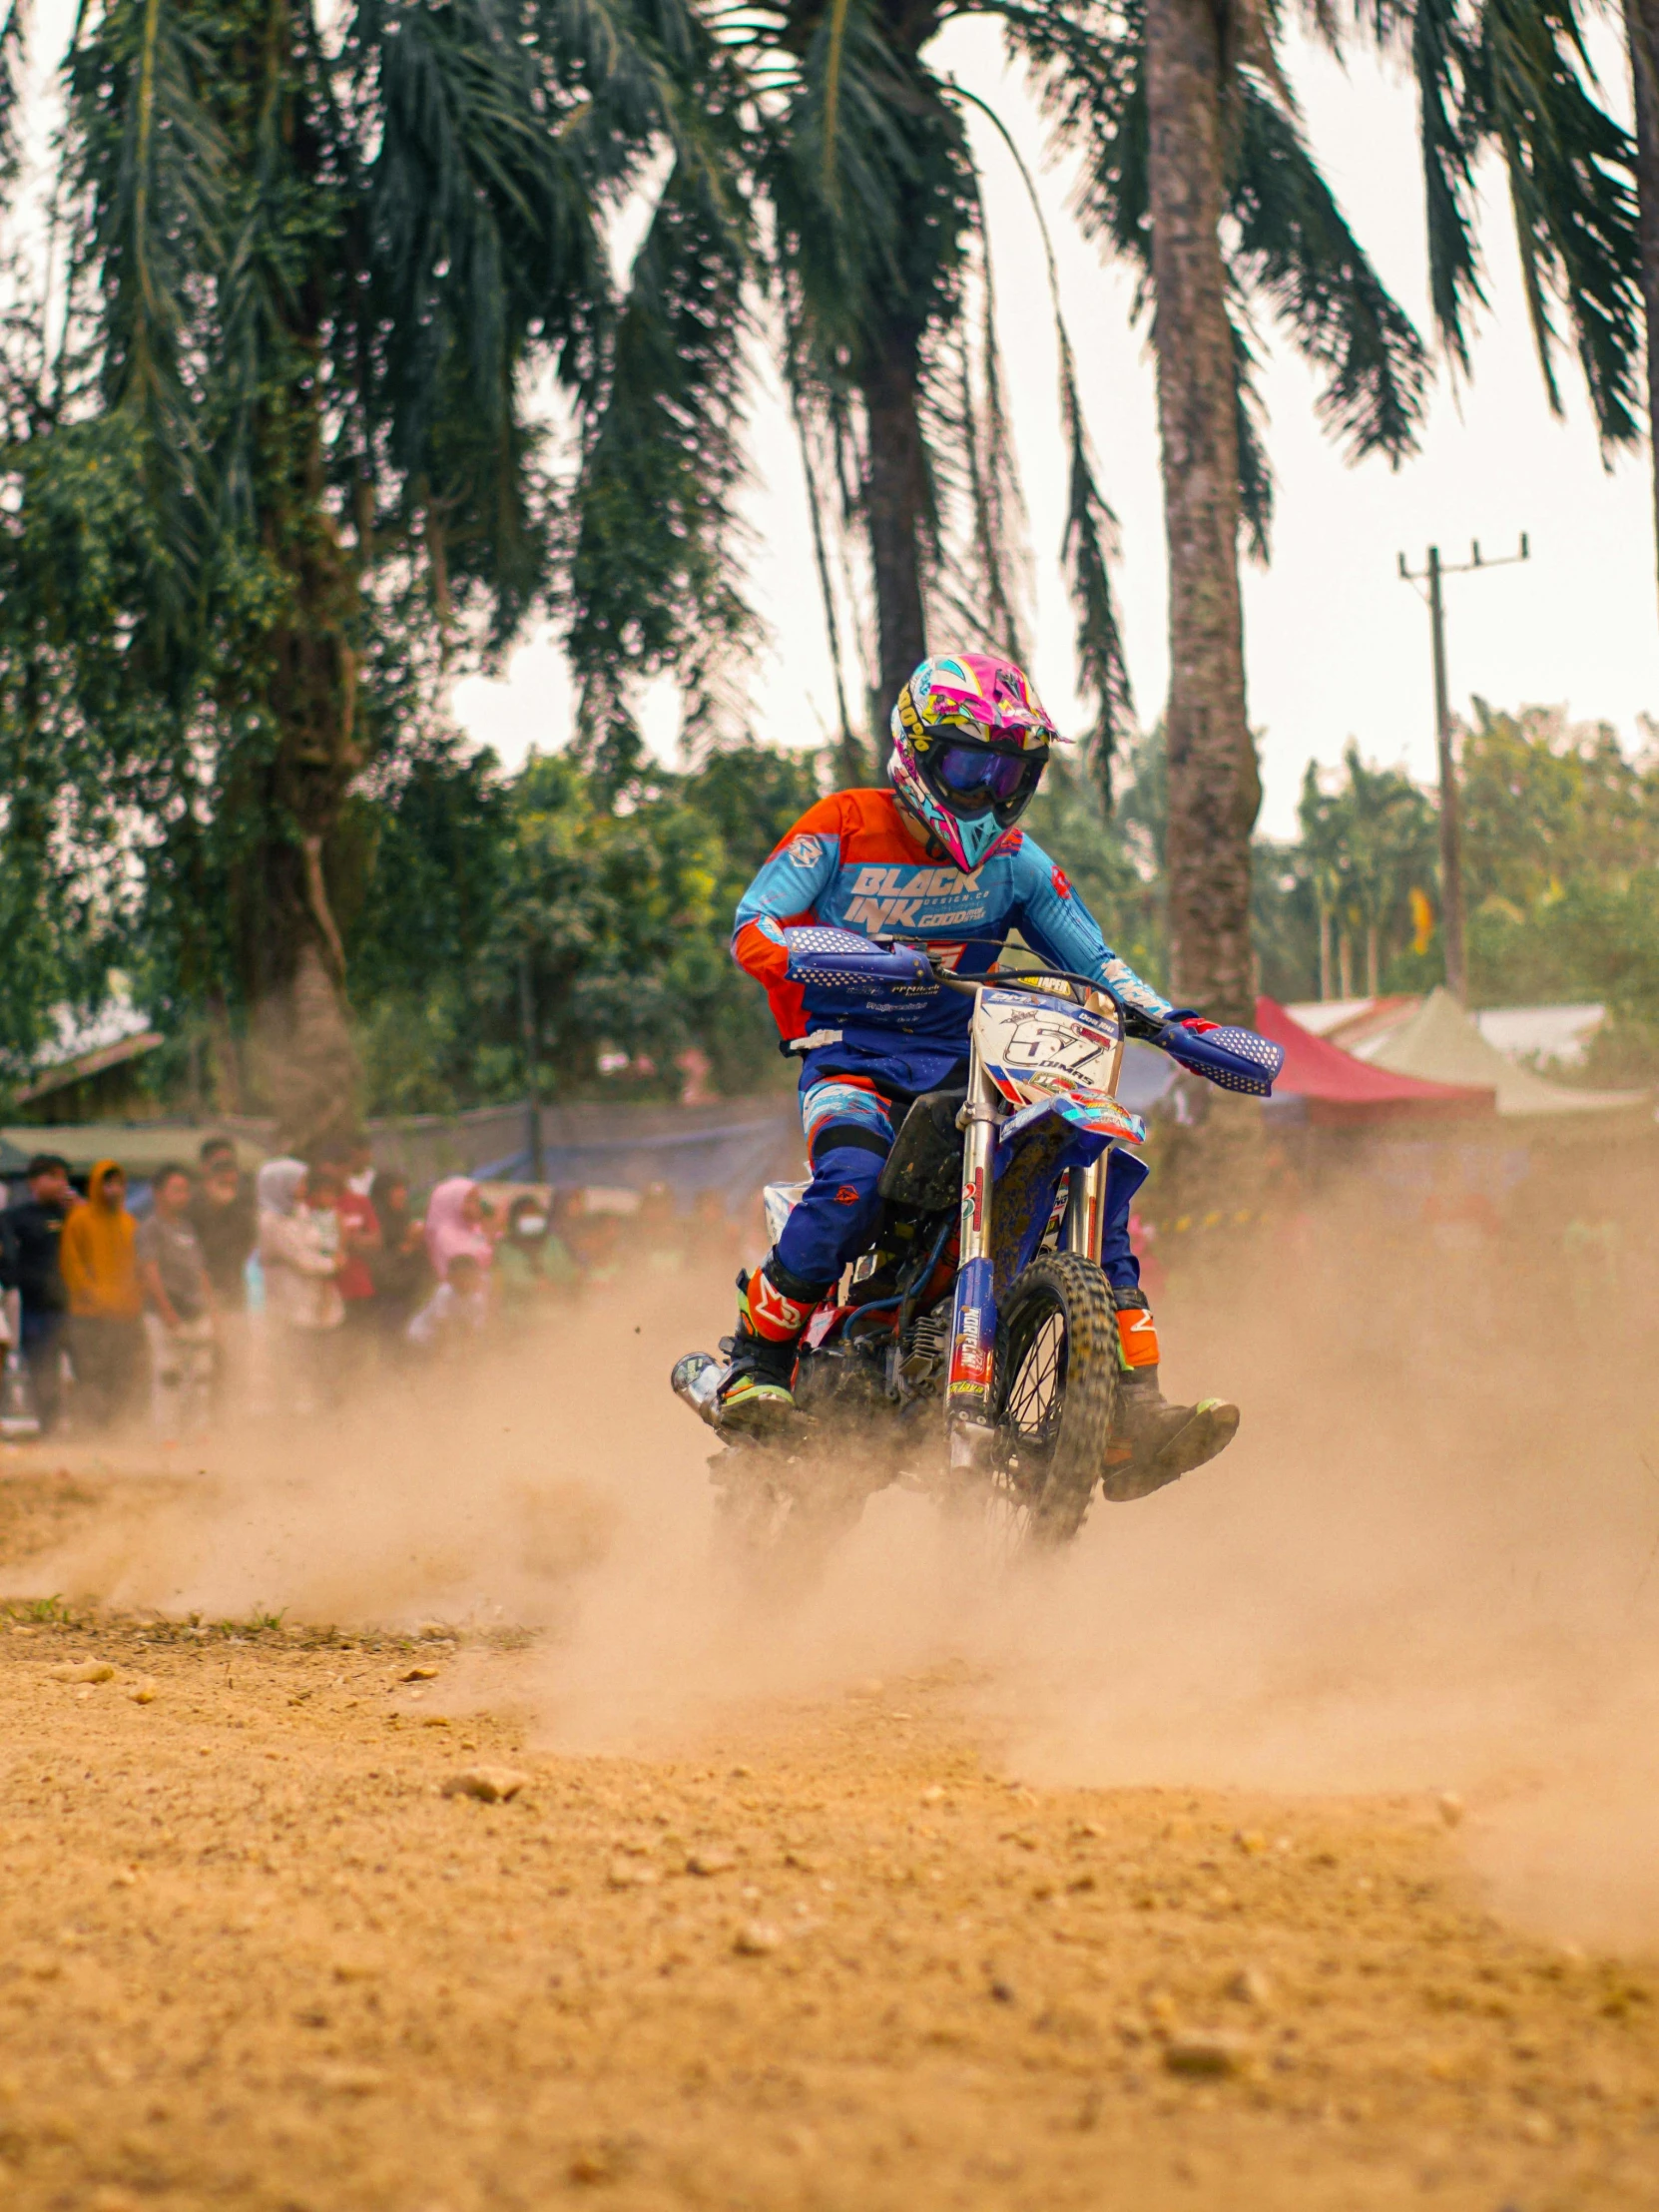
[720, 650, 1238, 1490]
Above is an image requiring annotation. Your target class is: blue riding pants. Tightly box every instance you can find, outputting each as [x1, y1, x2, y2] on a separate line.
[772, 1074, 1147, 1298]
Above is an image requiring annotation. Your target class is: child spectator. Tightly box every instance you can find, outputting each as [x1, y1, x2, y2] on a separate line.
[136, 1163, 216, 1439]
[407, 1253, 488, 1355]
[60, 1161, 144, 1428]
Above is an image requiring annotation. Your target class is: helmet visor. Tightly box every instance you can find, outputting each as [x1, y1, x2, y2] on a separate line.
[933, 741, 1042, 810]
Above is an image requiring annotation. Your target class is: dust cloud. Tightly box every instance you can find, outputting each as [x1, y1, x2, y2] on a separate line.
[21, 1134, 1659, 1952]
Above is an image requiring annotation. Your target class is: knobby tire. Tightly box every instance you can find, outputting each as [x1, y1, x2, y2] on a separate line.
[992, 1250, 1119, 1549]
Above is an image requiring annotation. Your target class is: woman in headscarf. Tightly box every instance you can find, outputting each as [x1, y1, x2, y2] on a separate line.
[367, 1169, 430, 1344]
[424, 1178, 494, 1279]
[257, 1157, 344, 1408]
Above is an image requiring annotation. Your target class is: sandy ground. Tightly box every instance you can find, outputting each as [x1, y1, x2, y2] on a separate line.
[2, 1194, 1658, 2210]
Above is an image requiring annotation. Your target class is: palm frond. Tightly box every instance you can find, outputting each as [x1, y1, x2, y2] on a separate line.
[63, 0, 229, 611]
[1230, 288, 1275, 561]
[565, 155, 754, 728]
[1471, 0, 1643, 448]
[1229, 69, 1429, 462]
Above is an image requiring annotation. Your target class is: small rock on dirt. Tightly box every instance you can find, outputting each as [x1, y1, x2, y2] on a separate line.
[441, 1766, 530, 1804]
[733, 1921, 781, 1955]
[402, 1664, 439, 1682]
[1227, 1967, 1273, 2007]
[608, 1860, 660, 1889]
[687, 1847, 737, 1877]
[1165, 2030, 1254, 2078]
[127, 1680, 158, 1704]
[1435, 1792, 1465, 1828]
[51, 1660, 113, 1684]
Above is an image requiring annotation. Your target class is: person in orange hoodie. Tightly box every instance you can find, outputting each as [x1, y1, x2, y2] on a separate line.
[60, 1160, 144, 1429]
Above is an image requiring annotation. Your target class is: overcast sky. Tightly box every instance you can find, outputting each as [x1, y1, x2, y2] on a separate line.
[452, 17, 1659, 839]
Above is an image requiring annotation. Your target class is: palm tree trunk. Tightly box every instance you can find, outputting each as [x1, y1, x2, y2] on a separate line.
[238, 36, 363, 1155]
[1339, 931, 1354, 1000]
[1144, 0, 1261, 1022]
[860, 322, 930, 715]
[1627, 0, 1659, 613]
[1318, 904, 1334, 1001]
[1366, 921, 1380, 998]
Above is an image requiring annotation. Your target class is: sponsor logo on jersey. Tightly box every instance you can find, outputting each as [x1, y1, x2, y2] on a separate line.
[786, 833, 827, 869]
[841, 862, 991, 937]
[1051, 863, 1073, 899]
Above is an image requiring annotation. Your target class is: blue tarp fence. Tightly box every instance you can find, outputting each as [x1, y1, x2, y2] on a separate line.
[367, 1097, 806, 1212]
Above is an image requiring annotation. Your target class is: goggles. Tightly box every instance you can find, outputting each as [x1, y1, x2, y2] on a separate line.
[933, 741, 1042, 807]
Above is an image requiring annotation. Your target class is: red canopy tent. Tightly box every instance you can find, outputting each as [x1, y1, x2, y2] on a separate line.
[1255, 997, 1495, 1127]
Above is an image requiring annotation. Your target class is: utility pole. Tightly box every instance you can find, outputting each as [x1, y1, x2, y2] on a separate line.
[517, 950, 543, 1184]
[1396, 536, 1529, 1003]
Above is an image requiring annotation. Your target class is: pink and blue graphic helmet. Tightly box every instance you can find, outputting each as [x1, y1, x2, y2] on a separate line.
[888, 652, 1060, 871]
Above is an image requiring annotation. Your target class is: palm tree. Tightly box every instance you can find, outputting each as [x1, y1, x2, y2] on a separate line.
[566, 0, 1430, 838]
[0, 0, 711, 1143]
[1008, 0, 1641, 1021]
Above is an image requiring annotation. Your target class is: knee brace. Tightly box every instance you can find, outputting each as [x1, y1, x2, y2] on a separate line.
[773, 1120, 890, 1290]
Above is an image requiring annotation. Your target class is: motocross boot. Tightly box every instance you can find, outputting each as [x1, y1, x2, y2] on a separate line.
[1101, 1285, 1239, 1501]
[716, 1259, 823, 1434]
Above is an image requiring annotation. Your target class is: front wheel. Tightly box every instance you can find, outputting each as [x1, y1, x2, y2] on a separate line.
[988, 1251, 1119, 1549]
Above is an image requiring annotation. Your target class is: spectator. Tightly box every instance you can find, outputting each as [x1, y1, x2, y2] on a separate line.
[407, 1253, 489, 1355]
[0, 1154, 74, 1432]
[190, 1137, 258, 1416]
[136, 1164, 216, 1438]
[257, 1158, 345, 1410]
[424, 1177, 494, 1281]
[367, 1170, 429, 1343]
[496, 1194, 579, 1319]
[190, 1139, 257, 1306]
[344, 1133, 377, 1198]
[60, 1161, 144, 1428]
[317, 1138, 381, 1363]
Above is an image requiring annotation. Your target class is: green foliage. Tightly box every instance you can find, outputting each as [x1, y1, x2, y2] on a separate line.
[1253, 707, 1659, 1044]
[344, 736, 824, 1115]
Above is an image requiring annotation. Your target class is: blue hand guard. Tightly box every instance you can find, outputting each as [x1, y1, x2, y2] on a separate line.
[785, 926, 935, 995]
[1153, 1020, 1284, 1097]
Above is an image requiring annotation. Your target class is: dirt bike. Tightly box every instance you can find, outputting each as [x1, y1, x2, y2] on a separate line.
[671, 928, 1283, 1563]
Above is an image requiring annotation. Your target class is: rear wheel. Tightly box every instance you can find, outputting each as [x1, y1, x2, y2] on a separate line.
[988, 1251, 1118, 1549]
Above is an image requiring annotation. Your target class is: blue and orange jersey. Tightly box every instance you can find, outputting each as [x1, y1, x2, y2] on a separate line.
[732, 788, 1175, 1053]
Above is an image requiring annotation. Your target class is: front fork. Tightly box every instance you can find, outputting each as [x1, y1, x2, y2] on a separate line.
[946, 1089, 1111, 1471]
[945, 1059, 1002, 1470]
[1064, 1154, 1107, 1263]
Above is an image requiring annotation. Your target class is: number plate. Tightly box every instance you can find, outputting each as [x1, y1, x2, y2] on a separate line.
[973, 989, 1122, 1109]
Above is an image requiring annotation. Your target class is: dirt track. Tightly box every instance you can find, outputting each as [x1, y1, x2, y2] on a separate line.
[2, 1206, 1659, 2210]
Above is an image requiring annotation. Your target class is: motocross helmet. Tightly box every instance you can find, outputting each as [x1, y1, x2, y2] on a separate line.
[889, 652, 1059, 871]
